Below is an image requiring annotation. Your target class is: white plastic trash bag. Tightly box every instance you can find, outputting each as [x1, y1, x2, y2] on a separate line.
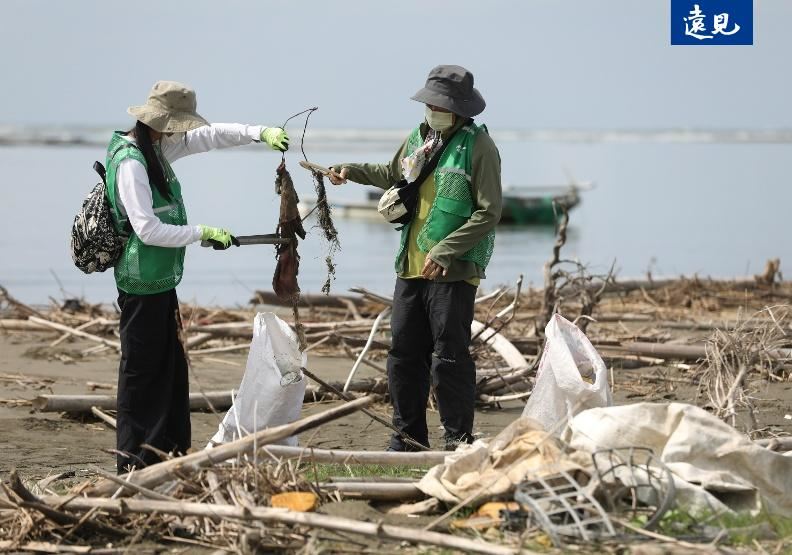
[209, 312, 305, 446]
[521, 314, 611, 433]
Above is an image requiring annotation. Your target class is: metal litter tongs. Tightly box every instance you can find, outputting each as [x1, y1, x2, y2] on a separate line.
[201, 234, 293, 250]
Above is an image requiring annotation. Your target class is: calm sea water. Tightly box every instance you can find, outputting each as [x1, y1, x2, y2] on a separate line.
[0, 135, 789, 306]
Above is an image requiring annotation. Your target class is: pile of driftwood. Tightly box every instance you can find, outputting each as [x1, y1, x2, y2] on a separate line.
[1, 396, 525, 554]
[2, 257, 792, 434]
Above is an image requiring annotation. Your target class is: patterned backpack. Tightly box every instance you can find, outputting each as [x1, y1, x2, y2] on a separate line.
[70, 146, 133, 274]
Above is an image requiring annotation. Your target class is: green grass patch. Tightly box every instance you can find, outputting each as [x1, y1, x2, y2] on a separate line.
[300, 463, 430, 483]
[656, 507, 792, 546]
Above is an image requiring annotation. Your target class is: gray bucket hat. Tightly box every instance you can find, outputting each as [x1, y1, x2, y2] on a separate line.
[411, 65, 486, 118]
[127, 80, 209, 133]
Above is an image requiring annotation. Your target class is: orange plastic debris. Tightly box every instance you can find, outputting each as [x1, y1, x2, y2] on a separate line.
[270, 491, 318, 512]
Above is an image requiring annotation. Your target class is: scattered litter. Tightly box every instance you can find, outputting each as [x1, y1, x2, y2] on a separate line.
[209, 313, 305, 447]
[564, 402, 792, 517]
[513, 468, 617, 547]
[522, 313, 611, 433]
[591, 446, 676, 530]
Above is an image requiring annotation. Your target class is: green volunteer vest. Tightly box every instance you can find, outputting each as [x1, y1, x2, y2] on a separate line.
[105, 132, 188, 295]
[395, 122, 495, 273]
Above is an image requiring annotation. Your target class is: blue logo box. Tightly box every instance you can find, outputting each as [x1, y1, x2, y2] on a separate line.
[671, 0, 753, 45]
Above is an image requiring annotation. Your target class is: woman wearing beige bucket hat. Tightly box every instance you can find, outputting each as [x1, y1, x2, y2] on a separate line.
[105, 80, 289, 473]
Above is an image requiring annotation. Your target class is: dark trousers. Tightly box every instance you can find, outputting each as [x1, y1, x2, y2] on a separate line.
[387, 278, 477, 450]
[116, 288, 190, 473]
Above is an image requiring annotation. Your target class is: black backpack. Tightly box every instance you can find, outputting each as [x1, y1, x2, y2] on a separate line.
[70, 144, 134, 273]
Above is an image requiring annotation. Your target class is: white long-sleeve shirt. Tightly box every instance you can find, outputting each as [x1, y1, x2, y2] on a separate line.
[115, 123, 264, 247]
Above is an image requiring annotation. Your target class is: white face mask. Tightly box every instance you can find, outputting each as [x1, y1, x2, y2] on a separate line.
[425, 106, 455, 131]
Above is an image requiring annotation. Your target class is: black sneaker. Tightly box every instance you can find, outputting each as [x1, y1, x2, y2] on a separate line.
[387, 435, 427, 452]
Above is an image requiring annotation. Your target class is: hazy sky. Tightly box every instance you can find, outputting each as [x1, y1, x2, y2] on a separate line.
[1, 0, 789, 130]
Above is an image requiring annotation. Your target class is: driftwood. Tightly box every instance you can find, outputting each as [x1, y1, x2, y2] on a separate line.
[28, 316, 121, 350]
[33, 392, 232, 413]
[32, 377, 387, 413]
[319, 480, 424, 501]
[260, 444, 449, 465]
[86, 395, 375, 497]
[90, 406, 117, 428]
[37, 495, 515, 555]
[7, 470, 127, 538]
[0, 319, 59, 332]
[89, 466, 173, 501]
[343, 307, 390, 392]
[471, 320, 526, 370]
[612, 341, 792, 362]
[251, 290, 365, 308]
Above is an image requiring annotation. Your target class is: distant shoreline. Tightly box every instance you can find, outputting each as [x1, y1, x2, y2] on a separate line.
[2, 126, 792, 149]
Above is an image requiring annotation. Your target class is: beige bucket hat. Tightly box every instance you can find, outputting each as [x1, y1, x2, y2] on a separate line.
[127, 80, 209, 133]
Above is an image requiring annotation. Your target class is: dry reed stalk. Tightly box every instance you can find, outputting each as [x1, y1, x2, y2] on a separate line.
[699, 305, 792, 433]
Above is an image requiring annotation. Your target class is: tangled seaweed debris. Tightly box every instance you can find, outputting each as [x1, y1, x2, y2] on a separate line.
[312, 170, 341, 295]
[272, 161, 307, 349]
[296, 106, 341, 295]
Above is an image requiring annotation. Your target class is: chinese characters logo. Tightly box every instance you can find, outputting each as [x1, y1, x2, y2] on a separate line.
[671, 0, 753, 45]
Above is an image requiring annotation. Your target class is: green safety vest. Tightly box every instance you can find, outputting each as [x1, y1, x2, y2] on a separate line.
[105, 132, 188, 295]
[395, 122, 495, 273]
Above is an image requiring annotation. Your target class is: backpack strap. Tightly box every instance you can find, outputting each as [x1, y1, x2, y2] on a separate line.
[93, 142, 142, 185]
[95, 141, 142, 236]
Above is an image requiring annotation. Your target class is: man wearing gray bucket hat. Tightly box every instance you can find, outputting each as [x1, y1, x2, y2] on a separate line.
[329, 65, 502, 451]
[107, 80, 288, 473]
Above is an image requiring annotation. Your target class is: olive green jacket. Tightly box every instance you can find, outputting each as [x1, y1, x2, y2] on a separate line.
[334, 118, 502, 283]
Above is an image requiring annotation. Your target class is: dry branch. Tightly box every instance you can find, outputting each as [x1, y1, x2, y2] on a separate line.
[28, 317, 121, 350]
[36, 496, 515, 555]
[261, 445, 449, 465]
[86, 395, 375, 497]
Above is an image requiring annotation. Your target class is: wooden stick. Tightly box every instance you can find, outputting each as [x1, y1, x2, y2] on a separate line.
[33, 378, 386, 413]
[0, 319, 57, 332]
[7, 470, 127, 537]
[475, 287, 505, 304]
[28, 316, 121, 350]
[0, 542, 92, 554]
[318, 481, 424, 501]
[88, 466, 173, 501]
[343, 307, 390, 392]
[185, 332, 214, 349]
[50, 317, 102, 348]
[38, 496, 516, 555]
[251, 290, 366, 308]
[261, 444, 448, 465]
[86, 395, 375, 497]
[33, 392, 233, 413]
[477, 391, 532, 404]
[470, 320, 527, 370]
[91, 406, 117, 428]
[190, 344, 250, 355]
[300, 367, 428, 451]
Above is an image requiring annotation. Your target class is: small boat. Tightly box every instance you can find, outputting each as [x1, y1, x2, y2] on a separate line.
[499, 184, 587, 225]
[298, 183, 591, 225]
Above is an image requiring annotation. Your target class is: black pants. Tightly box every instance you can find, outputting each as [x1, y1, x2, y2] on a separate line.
[116, 288, 190, 473]
[387, 278, 477, 450]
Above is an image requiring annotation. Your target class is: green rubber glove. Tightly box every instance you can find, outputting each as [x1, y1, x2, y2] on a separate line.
[260, 127, 289, 151]
[198, 225, 237, 249]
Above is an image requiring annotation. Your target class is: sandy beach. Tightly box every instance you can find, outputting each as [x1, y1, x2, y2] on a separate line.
[3, 285, 790, 484]
[0, 332, 527, 482]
